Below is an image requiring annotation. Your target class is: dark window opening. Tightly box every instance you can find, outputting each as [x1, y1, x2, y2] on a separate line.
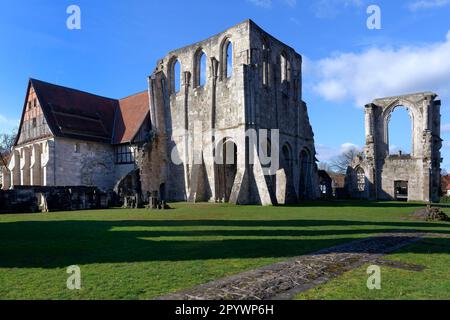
[115, 145, 135, 164]
[395, 181, 409, 201]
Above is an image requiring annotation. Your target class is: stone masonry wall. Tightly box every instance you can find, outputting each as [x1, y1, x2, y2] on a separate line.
[141, 20, 320, 204]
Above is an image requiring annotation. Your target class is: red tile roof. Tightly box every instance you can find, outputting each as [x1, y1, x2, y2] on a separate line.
[18, 79, 149, 145]
[31, 79, 118, 143]
[113, 91, 150, 144]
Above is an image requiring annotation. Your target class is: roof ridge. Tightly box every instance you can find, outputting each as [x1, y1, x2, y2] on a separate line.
[30, 78, 119, 103]
[119, 90, 148, 101]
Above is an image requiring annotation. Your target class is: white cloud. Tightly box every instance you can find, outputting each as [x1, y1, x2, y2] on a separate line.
[246, 0, 297, 8]
[284, 0, 297, 8]
[312, 30, 450, 106]
[246, 0, 272, 8]
[312, 0, 363, 18]
[409, 0, 450, 11]
[316, 142, 360, 162]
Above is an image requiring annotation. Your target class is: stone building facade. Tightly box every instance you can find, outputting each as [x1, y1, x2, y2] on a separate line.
[4, 20, 319, 206]
[139, 20, 319, 205]
[346, 92, 442, 202]
[3, 79, 150, 193]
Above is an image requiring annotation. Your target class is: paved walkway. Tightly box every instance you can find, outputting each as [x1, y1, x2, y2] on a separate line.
[158, 232, 449, 300]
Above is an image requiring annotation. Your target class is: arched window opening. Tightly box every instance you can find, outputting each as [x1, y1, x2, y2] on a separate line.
[170, 59, 181, 94]
[220, 38, 234, 79]
[194, 50, 207, 88]
[357, 167, 366, 192]
[282, 144, 293, 176]
[262, 39, 270, 86]
[388, 106, 413, 155]
[215, 138, 237, 203]
[280, 52, 291, 83]
[226, 41, 233, 78]
[200, 52, 207, 86]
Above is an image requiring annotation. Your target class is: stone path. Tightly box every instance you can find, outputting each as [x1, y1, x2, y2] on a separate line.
[158, 232, 449, 300]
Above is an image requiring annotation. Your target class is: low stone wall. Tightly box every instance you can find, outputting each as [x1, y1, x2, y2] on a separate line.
[0, 186, 109, 214]
[0, 189, 39, 214]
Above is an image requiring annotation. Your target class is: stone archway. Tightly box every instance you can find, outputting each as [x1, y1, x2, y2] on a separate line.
[355, 92, 442, 202]
[277, 143, 297, 204]
[215, 138, 237, 203]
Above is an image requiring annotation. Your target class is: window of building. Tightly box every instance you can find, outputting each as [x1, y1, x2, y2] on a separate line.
[74, 143, 81, 153]
[170, 59, 181, 94]
[33, 98, 37, 108]
[32, 118, 37, 128]
[226, 42, 233, 78]
[262, 39, 270, 86]
[115, 145, 134, 164]
[221, 38, 233, 79]
[280, 52, 291, 83]
[194, 50, 207, 88]
[357, 168, 366, 192]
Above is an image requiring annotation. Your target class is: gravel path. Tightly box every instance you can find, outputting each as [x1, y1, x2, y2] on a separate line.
[158, 232, 449, 300]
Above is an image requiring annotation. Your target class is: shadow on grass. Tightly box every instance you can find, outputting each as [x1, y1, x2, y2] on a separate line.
[0, 218, 448, 269]
[281, 201, 430, 208]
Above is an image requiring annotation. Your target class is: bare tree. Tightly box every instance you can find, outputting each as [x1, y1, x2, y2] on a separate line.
[330, 147, 360, 174]
[0, 129, 17, 168]
[318, 161, 332, 172]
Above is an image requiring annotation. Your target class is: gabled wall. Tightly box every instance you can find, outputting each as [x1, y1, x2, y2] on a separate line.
[16, 85, 52, 146]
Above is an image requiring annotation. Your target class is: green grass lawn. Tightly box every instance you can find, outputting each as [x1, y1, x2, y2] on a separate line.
[296, 237, 450, 300]
[0, 201, 449, 300]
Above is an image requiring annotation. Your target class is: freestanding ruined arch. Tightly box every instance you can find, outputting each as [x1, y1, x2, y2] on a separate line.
[348, 92, 442, 202]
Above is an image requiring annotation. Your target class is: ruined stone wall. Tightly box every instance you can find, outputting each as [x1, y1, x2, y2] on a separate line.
[141, 20, 320, 205]
[157, 21, 249, 202]
[348, 92, 442, 202]
[248, 23, 319, 201]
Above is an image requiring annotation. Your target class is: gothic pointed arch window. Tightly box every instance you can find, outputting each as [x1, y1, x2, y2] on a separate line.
[262, 38, 270, 86]
[194, 49, 207, 88]
[221, 37, 233, 79]
[169, 58, 181, 94]
[387, 106, 413, 156]
[282, 143, 293, 176]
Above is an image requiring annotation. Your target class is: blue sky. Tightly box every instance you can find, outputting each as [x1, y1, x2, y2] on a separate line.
[1, 0, 450, 168]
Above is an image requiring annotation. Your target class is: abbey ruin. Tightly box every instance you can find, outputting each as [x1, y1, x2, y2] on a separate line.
[1, 20, 443, 208]
[139, 20, 319, 205]
[2, 20, 320, 207]
[346, 93, 442, 202]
